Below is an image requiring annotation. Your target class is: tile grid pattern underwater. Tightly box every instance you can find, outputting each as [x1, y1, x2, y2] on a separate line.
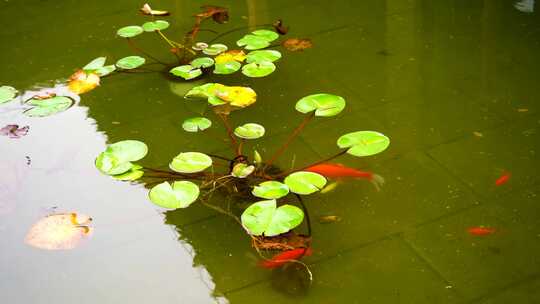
[1, 0, 540, 303]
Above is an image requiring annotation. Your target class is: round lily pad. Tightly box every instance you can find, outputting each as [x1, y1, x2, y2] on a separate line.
[95, 65, 116, 77]
[24, 96, 74, 117]
[232, 163, 255, 178]
[182, 117, 212, 132]
[284, 171, 327, 195]
[184, 83, 226, 105]
[191, 57, 215, 68]
[252, 181, 289, 199]
[142, 20, 169, 32]
[203, 43, 228, 55]
[241, 199, 304, 236]
[149, 181, 200, 209]
[241, 61, 276, 77]
[95, 152, 133, 175]
[295, 93, 346, 117]
[0, 86, 18, 104]
[117, 25, 144, 38]
[116, 56, 146, 69]
[170, 152, 212, 173]
[236, 34, 270, 50]
[214, 61, 241, 75]
[337, 131, 390, 157]
[246, 50, 281, 63]
[83, 57, 106, 71]
[170, 65, 202, 80]
[234, 123, 265, 139]
[252, 29, 279, 42]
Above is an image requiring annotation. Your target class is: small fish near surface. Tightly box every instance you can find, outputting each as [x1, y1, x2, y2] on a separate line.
[468, 226, 496, 236]
[259, 247, 312, 269]
[495, 172, 511, 186]
[305, 163, 385, 190]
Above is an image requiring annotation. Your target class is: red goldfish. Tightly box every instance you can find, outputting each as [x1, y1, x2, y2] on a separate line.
[495, 172, 511, 186]
[468, 227, 496, 236]
[259, 247, 312, 269]
[305, 163, 384, 191]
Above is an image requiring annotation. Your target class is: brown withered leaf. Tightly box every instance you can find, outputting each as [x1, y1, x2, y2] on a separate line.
[197, 5, 228, 23]
[282, 38, 313, 52]
[252, 231, 311, 251]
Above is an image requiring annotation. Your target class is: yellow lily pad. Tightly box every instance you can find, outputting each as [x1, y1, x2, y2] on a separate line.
[214, 50, 246, 64]
[214, 85, 256, 108]
[68, 70, 100, 94]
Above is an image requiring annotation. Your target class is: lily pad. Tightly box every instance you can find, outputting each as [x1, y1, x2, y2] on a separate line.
[337, 131, 390, 157]
[0, 86, 18, 104]
[236, 34, 270, 50]
[214, 61, 241, 75]
[191, 57, 215, 68]
[214, 50, 246, 64]
[112, 164, 144, 181]
[232, 163, 255, 178]
[284, 171, 327, 195]
[170, 65, 202, 80]
[24, 96, 74, 117]
[149, 181, 200, 209]
[142, 20, 169, 32]
[68, 70, 100, 94]
[95, 140, 148, 175]
[116, 56, 146, 70]
[184, 83, 226, 105]
[241, 61, 276, 77]
[170, 152, 212, 173]
[117, 25, 144, 38]
[202, 43, 228, 55]
[252, 29, 279, 41]
[295, 93, 346, 117]
[252, 181, 289, 199]
[82, 57, 106, 71]
[95, 65, 116, 77]
[246, 50, 281, 63]
[234, 123, 265, 139]
[241, 199, 304, 236]
[182, 117, 212, 132]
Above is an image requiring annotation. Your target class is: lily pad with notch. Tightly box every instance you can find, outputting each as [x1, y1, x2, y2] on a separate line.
[24, 96, 74, 117]
[337, 131, 390, 157]
[170, 65, 202, 80]
[234, 123, 265, 139]
[117, 25, 144, 38]
[252, 181, 289, 199]
[149, 181, 200, 209]
[170, 152, 212, 173]
[184, 83, 226, 105]
[182, 117, 212, 132]
[214, 61, 241, 75]
[142, 20, 170, 32]
[112, 164, 144, 181]
[241, 61, 276, 77]
[116, 56, 146, 70]
[236, 34, 270, 50]
[82, 57, 106, 71]
[284, 171, 327, 195]
[95, 140, 148, 175]
[190, 57, 215, 68]
[241, 199, 304, 237]
[295, 93, 346, 117]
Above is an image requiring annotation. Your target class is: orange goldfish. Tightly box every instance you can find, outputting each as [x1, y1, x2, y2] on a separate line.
[259, 247, 312, 269]
[468, 227, 496, 236]
[305, 163, 384, 190]
[495, 172, 511, 186]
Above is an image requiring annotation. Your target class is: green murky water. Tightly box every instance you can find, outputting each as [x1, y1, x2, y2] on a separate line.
[1, 0, 540, 303]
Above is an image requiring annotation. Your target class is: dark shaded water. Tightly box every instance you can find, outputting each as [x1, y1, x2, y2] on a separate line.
[1, 0, 540, 303]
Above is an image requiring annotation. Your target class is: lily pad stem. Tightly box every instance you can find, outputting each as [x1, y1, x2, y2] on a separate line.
[263, 111, 315, 171]
[295, 194, 311, 237]
[217, 113, 239, 154]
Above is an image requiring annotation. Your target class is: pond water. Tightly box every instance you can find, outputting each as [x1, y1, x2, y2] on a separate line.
[1, 0, 540, 303]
